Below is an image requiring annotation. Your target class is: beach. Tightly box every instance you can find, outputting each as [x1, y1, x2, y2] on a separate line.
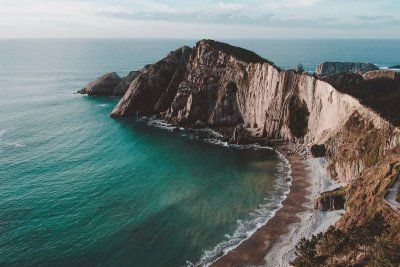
[213, 145, 344, 266]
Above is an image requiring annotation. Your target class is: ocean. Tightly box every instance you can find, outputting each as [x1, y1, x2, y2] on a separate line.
[0, 39, 399, 266]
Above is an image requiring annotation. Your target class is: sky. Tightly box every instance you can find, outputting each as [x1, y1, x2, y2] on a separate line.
[0, 0, 399, 39]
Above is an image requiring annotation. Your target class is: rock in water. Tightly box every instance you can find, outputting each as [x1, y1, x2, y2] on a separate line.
[78, 72, 123, 96]
[114, 71, 139, 96]
[110, 46, 193, 117]
[315, 62, 379, 76]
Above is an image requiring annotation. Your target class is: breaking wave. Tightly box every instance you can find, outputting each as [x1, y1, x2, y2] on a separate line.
[140, 117, 293, 267]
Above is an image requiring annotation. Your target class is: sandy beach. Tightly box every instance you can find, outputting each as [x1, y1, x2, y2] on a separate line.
[212, 146, 344, 267]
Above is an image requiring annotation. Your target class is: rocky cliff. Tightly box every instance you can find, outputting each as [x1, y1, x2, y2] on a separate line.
[111, 40, 400, 183]
[315, 61, 379, 76]
[84, 40, 400, 265]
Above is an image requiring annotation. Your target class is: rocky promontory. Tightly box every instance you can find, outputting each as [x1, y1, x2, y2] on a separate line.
[315, 61, 379, 76]
[81, 40, 400, 266]
[78, 71, 140, 96]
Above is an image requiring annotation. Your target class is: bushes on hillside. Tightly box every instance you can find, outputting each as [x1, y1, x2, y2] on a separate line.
[291, 213, 400, 266]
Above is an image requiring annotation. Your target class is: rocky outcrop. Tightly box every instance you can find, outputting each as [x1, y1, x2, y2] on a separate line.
[108, 39, 400, 183]
[315, 62, 379, 76]
[389, 64, 400, 69]
[110, 46, 193, 117]
[78, 72, 123, 96]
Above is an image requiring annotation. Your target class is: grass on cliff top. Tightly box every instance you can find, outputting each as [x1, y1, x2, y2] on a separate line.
[292, 213, 400, 266]
[198, 39, 282, 70]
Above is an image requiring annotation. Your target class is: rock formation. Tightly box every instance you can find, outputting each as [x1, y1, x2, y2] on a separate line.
[82, 39, 400, 266]
[110, 40, 400, 182]
[110, 46, 193, 117]
[389, 64, 400, 69]
[315, 61, 379, 76]
[78, 72, 123, 96]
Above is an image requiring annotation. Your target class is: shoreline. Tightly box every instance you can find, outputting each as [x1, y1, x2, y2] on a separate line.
[212, 145, 343, 267]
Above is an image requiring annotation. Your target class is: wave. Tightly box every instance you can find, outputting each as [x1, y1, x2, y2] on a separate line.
[188, 154, 291, 267]
[0, 129, 6, 139]
[140, 117, 293, 267]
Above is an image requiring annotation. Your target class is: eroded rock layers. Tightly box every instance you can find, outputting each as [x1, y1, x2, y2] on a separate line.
[82, 40, 400, 264]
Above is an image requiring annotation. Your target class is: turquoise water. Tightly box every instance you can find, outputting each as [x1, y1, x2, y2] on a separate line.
[1, 39, 399, 266]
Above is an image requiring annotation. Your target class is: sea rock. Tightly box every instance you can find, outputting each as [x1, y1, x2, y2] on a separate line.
[113, 71, 140, 96]
[389, 64, 400, 69]
[78, 72, 123, 96]
[315, 62, 379, 76]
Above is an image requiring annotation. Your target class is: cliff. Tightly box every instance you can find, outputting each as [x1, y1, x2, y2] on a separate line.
[111, 39, 400, 183]
[315, 61, 379, 76]
[85, 40, 400, 265]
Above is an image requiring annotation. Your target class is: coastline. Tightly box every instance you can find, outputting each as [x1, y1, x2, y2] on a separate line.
[212, 145, 344, 267]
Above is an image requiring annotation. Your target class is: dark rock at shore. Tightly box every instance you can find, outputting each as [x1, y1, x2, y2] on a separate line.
[229, 124, 255, 144]
[78, 72, 123, 96]
[389, 64, 400, 69]
[316, 62, 379, 76]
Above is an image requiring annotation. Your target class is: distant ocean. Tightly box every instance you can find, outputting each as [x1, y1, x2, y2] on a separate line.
[0, 39, 399, 266]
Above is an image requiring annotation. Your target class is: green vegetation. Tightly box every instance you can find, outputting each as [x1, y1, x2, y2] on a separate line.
[292, 213, 400, 266]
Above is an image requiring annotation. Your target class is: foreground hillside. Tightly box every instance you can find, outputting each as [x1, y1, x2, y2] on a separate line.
[81, 40, 400, 266]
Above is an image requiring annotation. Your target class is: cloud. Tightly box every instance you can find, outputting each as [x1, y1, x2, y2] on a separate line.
[0, 0, 399, 38]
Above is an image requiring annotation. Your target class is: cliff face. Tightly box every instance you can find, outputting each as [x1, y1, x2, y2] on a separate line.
[315, 61, 379, 76]
[111, 40, 400, 184]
